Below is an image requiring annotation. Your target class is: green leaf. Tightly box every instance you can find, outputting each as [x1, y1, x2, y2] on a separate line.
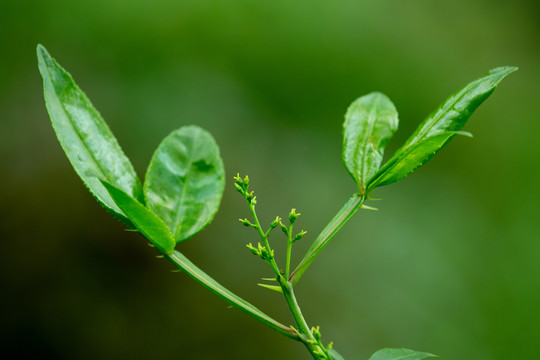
[367, 66, 517, 192]
[144, 126, 225, 243]
[368, 348, 438, 360]
[290, 194, 365, 285]
[328, 348, 346, 360]
[343, 92, 398, 194]
[37, 44, 143, 226]
[100, 180, 175, 254]
[367, 132, 456, 188]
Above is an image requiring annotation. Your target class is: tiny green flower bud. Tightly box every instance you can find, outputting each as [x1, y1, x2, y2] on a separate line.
[243, 175, 249, 188]
[234, 173, 243, 186]
[289, 208, 300, 224]
[234, 183, 244, 194]
[280, 222, 288, 235]
[246, 191, 254, 202]
[293, 230, 307, 242]
[312, 349, 325, 357]
[246, 243, 259, 256]
[312, 326, 321, 341]
[270, 216, 281, 229]
[239, 218, 253, 227]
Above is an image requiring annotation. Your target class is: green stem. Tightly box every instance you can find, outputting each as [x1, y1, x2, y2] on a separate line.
[249, 201, 283, 280]
[285, 223, 293, 279]
[240, 186, 332, 359]
[279, 279, 327, 359]
[165, 250, 299, 341]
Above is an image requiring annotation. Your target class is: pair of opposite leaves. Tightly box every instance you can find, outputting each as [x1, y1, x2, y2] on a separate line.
[38, 44, 516, 257]
[38, 45, 224, 254]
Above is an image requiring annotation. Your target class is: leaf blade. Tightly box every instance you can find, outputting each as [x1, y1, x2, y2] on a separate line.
[343, 92, 398, 193]
[368, 66, 517, 192]
[368, 132, 456, 188]
[144, 126, 225, 243]
[101, 181, 175, 254]
[37, 44, 143, 225]
[368, 348, 438, 360]
[403, 66, 517, 149]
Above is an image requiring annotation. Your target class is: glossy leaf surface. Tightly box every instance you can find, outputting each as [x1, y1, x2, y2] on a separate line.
[290, 194, 364, 285]
[37, 44, 143, 225]
[144, 126, 225, 243]
[403, 67, 517, 149]
[101, 181, 175, 254]
[368, 348, 437, 360]
[343, 92, 398, 193]
[368, 66, 517, 192]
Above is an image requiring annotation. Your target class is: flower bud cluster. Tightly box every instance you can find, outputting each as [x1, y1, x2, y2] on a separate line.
[246, 242, 274, 261]
[234, 174, 257, 205]
[308, 326, 332, 359]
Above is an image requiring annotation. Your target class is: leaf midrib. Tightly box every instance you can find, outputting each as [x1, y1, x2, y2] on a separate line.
[405, 78, 484, 148]
[46, 67, 114, 190]
[172, 128, 201, 242]
[359, 97, 379, 191]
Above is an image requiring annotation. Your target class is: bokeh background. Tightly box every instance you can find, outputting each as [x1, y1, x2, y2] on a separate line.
[1, 1, 539, 359]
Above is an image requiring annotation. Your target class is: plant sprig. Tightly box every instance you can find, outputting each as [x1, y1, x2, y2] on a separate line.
[38, 43, 516, 360]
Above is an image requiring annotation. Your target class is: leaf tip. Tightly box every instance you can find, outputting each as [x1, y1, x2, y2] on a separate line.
[488, 66, 519, 84]
[490, 65, 518, 75]
[36, 43, 47, 58]
[36, 44, 51, 75]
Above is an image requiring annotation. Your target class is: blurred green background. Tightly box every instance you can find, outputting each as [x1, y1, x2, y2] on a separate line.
[1, 1, 539, 359]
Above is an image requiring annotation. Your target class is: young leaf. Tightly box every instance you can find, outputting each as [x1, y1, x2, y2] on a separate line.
[37, 44, 143, 226]
[290, 194, 365, 285]
[144, 126, 225, 243]
[100, 180, 175, 254]
[403, 67, 517, 149]
[343, 92, 398, 194]
[367, 132, 456, 188]
[368, 348, 438, 360]
[367, 66, 517, 192]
